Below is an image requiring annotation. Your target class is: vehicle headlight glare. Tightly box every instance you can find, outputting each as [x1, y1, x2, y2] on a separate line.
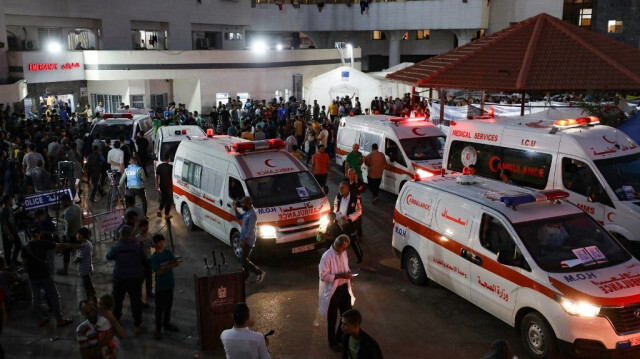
[258, 225, 276, 238]
[416, 169, 433, 179]
[557, 295, 600, 317]
[319, 214, 330, 230]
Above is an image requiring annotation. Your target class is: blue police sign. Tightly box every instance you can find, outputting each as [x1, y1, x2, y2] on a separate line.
[23, 188, 73, 211]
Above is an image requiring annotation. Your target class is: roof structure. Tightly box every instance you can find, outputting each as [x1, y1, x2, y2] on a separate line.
[386, 13, 640, 92]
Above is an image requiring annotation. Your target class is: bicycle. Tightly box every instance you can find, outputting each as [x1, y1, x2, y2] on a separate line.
[106, 170, 122, 211]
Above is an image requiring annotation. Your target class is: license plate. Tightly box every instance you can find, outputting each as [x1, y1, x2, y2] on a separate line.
[292, 243, 315, 254]
[631, 336, 640, 347]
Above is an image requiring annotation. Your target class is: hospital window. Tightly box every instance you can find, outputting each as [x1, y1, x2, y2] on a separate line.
[579, 8, 592, 28]
[372, 31, 385, 40]
[416, 30, 430, 40]
[130, 95, 145, 109]
[607, 20, 623, 33]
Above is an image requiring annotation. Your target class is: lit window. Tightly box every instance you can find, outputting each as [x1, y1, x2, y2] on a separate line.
[607, 20, 623, 33]
[579, 8, 592, 28]
[416, 29, 430, 40]
[372, 30, 384, 40]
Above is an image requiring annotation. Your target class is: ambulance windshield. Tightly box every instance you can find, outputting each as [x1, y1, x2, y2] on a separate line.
[245, 171, 324, 207]
[594, 152, 640, 201]
[91, 123, 132, 140]
[400, 136, 446, 161]
[514, 213, 630, 273]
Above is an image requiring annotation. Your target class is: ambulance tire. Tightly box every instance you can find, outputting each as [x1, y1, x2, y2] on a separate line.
[181, 203, 196, 230]
[404, 248, 428, 285]
[231, 231, 243, 260]
[520, 312, 557, 359]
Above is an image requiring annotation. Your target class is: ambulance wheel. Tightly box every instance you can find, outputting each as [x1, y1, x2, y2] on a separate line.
[231, 231, 243, 260]
[181, 203, 195, 230]
[521, 312, 557, 359]
[404, 248, 428, 285]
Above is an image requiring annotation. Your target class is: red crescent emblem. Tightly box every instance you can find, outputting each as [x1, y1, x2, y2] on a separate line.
[603, 135, 616, 144]
[265, 159, 276, 168]
[412, 128, 426, 136]
[607, 212, 615, 222]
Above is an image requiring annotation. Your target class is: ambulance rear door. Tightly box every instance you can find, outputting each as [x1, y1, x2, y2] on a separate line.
[430, 195, 473, 301]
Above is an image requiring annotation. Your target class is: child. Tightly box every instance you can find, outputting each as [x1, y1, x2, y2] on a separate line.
[150, 234, 179, 340]
[74, 227, 95, 302]
[137, 219, 154, 300]
[96, 294, 125, 356]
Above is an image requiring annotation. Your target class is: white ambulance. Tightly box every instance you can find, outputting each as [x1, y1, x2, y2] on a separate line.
[172, 136, 331, 258]
[393, 174, 640, 358]
[336, 115, 446, 194]
[152, 125, 205, 169]
[442, 116, 640, 255]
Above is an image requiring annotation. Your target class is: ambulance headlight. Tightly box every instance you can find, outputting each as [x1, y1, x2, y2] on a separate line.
[319, 214, 330, 231]
[416, 169, 433, 179]
[258, 225, 277, 238]
[556, 295, 600, 318]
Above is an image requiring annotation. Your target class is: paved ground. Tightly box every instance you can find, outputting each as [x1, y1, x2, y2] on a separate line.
[3, 162, 544, 358]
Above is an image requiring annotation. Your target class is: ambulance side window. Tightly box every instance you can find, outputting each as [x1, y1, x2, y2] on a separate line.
[228, 177, 245, 201]
[479, 214, 516, 255]
[385, 138, 407, 167]
[201, 168, 223, 197]
[338, 128, 358, 147]
[562, 158, 612, 206]
[181, 160, 202, 188]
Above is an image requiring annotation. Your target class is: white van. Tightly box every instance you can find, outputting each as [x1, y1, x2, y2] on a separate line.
[90, 113, 154, 151]
[173, 136, 331, 258]
[336, 115, 446, 194]
[442, 116, 640, 255]
[393, 174, 640, 358]
[152, 125, 205, 169]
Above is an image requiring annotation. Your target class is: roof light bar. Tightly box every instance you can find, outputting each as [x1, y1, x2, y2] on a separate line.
[231, 139, 285, 153]
[206, 128, 214, 137]
[101, 113, 133, 119]
[553, 116, 600, 128]
[500, 190, 569, 206]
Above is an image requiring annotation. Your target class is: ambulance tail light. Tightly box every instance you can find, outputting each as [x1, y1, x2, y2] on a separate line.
[206, 128, 214, 137]
[499, 190, 569, 207]
[414, 168, 433, 180]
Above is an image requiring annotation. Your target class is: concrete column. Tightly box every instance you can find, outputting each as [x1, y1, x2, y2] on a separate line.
[0, 0, 8, 83]
[388, 30, 403, 68]
[452, 29, 477, 47]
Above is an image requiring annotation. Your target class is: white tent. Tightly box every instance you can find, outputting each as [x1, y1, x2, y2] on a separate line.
[307, 66, 417, 111]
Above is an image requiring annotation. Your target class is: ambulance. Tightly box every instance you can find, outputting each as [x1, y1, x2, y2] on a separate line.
[152, 125, 205, 169]
[90, 113, 154, 151]
[393, 174, 640, 358]
[442, 116, 640, 255]
[172, 135, 331, 258]
[335, 115, 446, 194]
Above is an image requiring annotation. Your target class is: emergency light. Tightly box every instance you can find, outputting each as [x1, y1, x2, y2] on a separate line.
[101, 113, 133, 119]
[231, 139, 285, 153]
[499, 190, 569, 207]
[553, 116, 600, 128]
[206, 128, 214, 137]
[174, 129, 188, 135]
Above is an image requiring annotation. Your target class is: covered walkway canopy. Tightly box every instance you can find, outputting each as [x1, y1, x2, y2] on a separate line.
[386, 13, 640, 94]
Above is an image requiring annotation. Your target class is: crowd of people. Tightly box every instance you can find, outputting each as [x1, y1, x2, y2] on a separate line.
[0, 92, 518, 359]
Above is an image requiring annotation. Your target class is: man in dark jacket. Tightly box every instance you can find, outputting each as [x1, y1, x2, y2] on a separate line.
[341, 309, 383, 359]
[85, 145, 105, 202]
[106, 224, 147, 334]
